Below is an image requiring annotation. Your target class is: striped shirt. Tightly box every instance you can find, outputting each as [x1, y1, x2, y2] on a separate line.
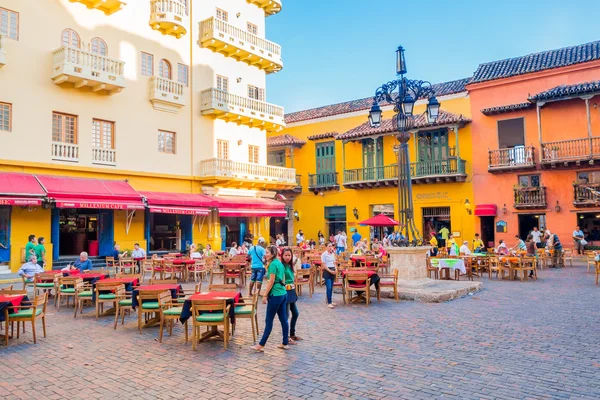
[552, 234, 562, 249]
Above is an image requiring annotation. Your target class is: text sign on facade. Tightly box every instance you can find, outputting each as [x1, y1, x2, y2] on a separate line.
[415, 192, 450, 201]
[496, 220, 507, 233]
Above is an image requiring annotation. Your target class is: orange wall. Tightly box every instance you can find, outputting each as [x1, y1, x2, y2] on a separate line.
[468, 62, 600, 245]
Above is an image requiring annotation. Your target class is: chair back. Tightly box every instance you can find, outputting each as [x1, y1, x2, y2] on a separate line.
[34, 292, 48, 314]
[191, 298, 228, 315]
[208, 284, 237, 292]
[345, 272, 369, 287]
[137, 290, 165, 304]
[106, 256, 116, 268]
[158, 291, 173, 307]
[0, 289, 26, 295]
[95, 282, 124, 294]
[149, 279, 177, 285]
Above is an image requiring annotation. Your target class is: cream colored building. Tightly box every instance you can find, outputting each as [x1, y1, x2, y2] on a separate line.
[0, 0, 292, 271]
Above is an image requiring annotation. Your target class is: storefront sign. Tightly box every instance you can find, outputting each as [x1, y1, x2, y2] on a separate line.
[496, 220, 507, 233]
[0, 198, 42, 206]
[415, 192, 450, 200]
[149, 207, 209, 216]
[56, 201, 145, 210]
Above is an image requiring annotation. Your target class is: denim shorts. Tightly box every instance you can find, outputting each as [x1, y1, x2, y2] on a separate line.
[250, 268, 266, 282]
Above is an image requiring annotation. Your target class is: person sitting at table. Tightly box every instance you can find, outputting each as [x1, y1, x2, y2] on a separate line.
[131, 243, 146, 259]
[352, 240, 366, 255]
[472, 233, 485, 253]
[238, 244, 248, 255]
[321, 243, 338, 309]
[447, 234, 457, 251]
[18, 255, 44, 279]
[203, 244, 215, 257]
[112, 244, 128, 260]
[73, 252, 93, 272]
[511, 235, 527, 253]
[496, 240, 509, 256]
[189, 244, 202, 259]
[429, 232, 438, 257]
[449, 240, 460, 256]
[229, 242, 240, 257]
[459, 241, 472, 256]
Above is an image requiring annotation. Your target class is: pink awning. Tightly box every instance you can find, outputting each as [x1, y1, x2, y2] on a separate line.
[0, 173, 46, 206]
[213, 196, 286, 217]
[141, 191, 215, 216]
[148, 206, 210, 216]
[474, 204, 497, 217]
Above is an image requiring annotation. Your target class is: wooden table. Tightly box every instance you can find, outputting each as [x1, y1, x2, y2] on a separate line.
[182, 292, 241, 342]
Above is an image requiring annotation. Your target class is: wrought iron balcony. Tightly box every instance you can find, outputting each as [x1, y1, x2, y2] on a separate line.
[488, 146, 536, 172]
[51, 46, 126, 95]
[541, 138, 600, 166]
[308, 172, 339, 192]
[200, 88, 284, 132]
[199, 158, 297, 190]
[247, 0, 282, 16]
[514, 186, 547, 209]
[199, 17, 283, 74]
[0, 35, 6, 67]
[68, 0, 126, 15]
[149, 77, 186, 113]
[343, 159, 467, 188]
[149, 0, 187, 38]
[573, 183, 600, 207]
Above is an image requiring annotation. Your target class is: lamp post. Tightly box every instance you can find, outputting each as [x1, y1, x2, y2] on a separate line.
[368, 46, 441, 246]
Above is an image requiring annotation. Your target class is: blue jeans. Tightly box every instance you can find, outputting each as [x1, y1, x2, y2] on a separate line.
[336, 246, 344, 254]
[250, 268, 266, 282]
[325, 277, 334, 304]
[259, 294, 288, 346]
[287, 301, 299, 337]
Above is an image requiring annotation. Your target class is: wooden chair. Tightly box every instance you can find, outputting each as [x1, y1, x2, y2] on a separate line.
[378, 269, 399, 302]
[596, 261, 600, 285]
[426, 257, 439, 279]
[191, 298, 230, 350]
[344, 272, 371, 305]
[295, 268, 313, 297]
[223, 264, 243, 287]
[119, 258, 137, 275]
[586, 252, 597, 272]
[73, 282, 94, 318]
[105, 256, 118, 277]
[234, 293, 259, 343]
[137, 291, 167, 334]
[488, 257, 504, 280]
[149, 279, 177, 285]
[519, 257, 537, 281]
[113, 285, 133, 329]
[6, 293, 48, 345]
[33, 273, 59, 299]
[141, 260, 153, 283]
[208, 284, 237, 292]
[56, 277, 83, 311]
[188, 260, 206, 283]
[151, 258, 164, 280]
[536, 249, 549, 269]
[176, 283, 201, 304]
[159, 292, 188, 343]
[378, 255, 390, 274]
[95, 283, 124, 319]
[562, 249, 574, 268]
[209, 265, 224, 285]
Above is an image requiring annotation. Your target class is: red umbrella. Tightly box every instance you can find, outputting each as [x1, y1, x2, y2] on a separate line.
[358, 214, 399, 227]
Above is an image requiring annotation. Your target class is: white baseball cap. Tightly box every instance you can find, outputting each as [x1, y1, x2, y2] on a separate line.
[258, 237, 266, 243]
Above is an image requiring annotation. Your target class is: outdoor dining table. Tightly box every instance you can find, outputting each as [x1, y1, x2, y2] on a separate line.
[131, 284, 181, 309]
[0, 294, 27, 323]
[91, 277, 140, 301]
[342, 269, 380, 303]
[430, 258, 467, 280]
[179, 291, 242, 342]
[349, 255, 378, 268]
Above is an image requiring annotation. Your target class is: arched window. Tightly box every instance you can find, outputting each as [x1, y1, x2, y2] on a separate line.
[61, 28, 80, 48]
[158, 59, 171, 79]
[91, 38, 108, 56]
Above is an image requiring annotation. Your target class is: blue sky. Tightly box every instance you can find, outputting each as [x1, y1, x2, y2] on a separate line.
[266, 0, 600, 113]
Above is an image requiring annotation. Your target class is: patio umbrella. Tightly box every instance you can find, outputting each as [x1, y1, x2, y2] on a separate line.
[358, 214, 399, 227]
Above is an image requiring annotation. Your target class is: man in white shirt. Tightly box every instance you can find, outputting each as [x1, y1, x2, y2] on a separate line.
[335, 231, 347, 254]
[573, 226, 585, 255]
[530, 227, 542, 248]
[459, 241, 471, 255]
[321, 243, 337, 308]
[131, 243, 146, 258]
[296, 230, 304, 246]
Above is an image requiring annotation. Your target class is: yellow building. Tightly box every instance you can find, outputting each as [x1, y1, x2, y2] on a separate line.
[269, 78, 477, 246]
[0, 0, 292, 272]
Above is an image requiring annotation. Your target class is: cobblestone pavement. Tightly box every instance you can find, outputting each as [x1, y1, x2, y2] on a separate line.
[1, 263, 599, 399]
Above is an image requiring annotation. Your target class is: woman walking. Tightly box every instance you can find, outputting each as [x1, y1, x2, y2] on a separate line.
[281, 248, 302, 343]
[251, 245, 289, 351]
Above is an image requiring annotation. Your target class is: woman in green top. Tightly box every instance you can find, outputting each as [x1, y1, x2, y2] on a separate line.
[251, 245, 289, 352]
[281, 248, 302, 343]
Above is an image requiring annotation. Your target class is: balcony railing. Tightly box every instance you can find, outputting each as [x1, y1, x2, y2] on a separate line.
[514, 186, 547, 209]
[200, 88, 285, 132]
[92, 148, 116, 166]
[51, 45, 126, 94]
[247, 0, 283, 16]
[0, 35, 6, 67]
[52, 142, 79, 162]
[308, 172, 339, 191]
[149, 76, 186, 113]
[541, 138, 600, 164]
[488, 146, 536, 172]
[149, 0, 187, 38]
[68, 0, 126, 16]
[199, 158, 296, 184]
[573, 183, 600, 207]
[343, 159, 467, 188]
[199, 17, 283, 73]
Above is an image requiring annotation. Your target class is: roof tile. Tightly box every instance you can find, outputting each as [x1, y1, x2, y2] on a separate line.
[481, 102, 534, 116]
[307, 132, 338, 141]
[266, 134, 306, 148]
[528, 80, 600, 102]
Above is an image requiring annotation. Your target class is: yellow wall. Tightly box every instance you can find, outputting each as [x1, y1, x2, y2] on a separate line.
[113, 210, 145, 252]
[9, 207, 52, 272]
[273, 94, 476, 245]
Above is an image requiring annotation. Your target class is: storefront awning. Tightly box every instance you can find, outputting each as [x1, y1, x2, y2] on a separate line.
[474, 204, 497, 217]
[0, 173, 46, 206]
[213, 196, 287, 218]
[141, 191, 216, 216]
[36, 175, 144, 210]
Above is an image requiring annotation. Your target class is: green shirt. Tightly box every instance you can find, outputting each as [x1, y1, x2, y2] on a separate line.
[439, 228, 450, 240]
[283, 264, 295, 285]
[25, 242, 36, 261]
[267, 259, 287, 297]
[35, 244, 46, 260]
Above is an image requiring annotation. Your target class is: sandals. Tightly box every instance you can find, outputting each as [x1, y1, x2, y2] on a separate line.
[250, 345, 264, 352]
[290, 335, 303, 341]
[277, 344, 290, 350]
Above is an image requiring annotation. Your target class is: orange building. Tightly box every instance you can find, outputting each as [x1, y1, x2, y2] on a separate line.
[468, 40, 600, 248]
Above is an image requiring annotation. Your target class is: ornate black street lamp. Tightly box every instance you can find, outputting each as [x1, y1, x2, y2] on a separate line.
[368, 46, 441, 246]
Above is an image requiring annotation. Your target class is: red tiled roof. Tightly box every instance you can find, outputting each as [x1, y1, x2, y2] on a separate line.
[337, 110, 471, 141]
[307, 132, 338, 141]
[481, 102, 534, 116]
[266, 134, 306, 148]
[284, 78, 470, 124]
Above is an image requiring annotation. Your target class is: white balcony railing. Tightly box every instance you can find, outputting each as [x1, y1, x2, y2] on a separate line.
[51, 45, 126, 94]
[92, 148, 116, 166]
[149, 76, 186, 113]
[149, 0, 187, 38]
[52, 142, 79, 162]
[199, 17, 282, 73]
[200, 158, 296, 183]
[0, 35, 6, 67]
[200, 88, 285, 132]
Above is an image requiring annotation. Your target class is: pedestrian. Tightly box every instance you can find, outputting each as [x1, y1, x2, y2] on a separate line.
[429, 232, 438, 256]
[318, 230, 325, 245]
[335, 230, 346, 255]
[251, 245, 289, 352]
[244, 230, 254, 247]
[296, 230, 305, 246]
[25, 234, 36, 263]
[573, 225, 585, 255]
[321, 243, 338, 308]
[351, 229, 362, 246]
[34, 237, 47, 269]
[530, 226, 543, 248]
[248, 237, 267, 296]
[439, 226, 449, 248]
[546, 230, 564, 268]
[281, 247, 302, 343]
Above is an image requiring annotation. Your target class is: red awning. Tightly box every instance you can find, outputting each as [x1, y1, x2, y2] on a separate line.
[474, 204, 497, 217]
[213, 196, 287, 218]
[359, 214, 399, 227]
[36, 175, 144, 210]
[0, 173, 46, 206]
[141, 191, 216, 216]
